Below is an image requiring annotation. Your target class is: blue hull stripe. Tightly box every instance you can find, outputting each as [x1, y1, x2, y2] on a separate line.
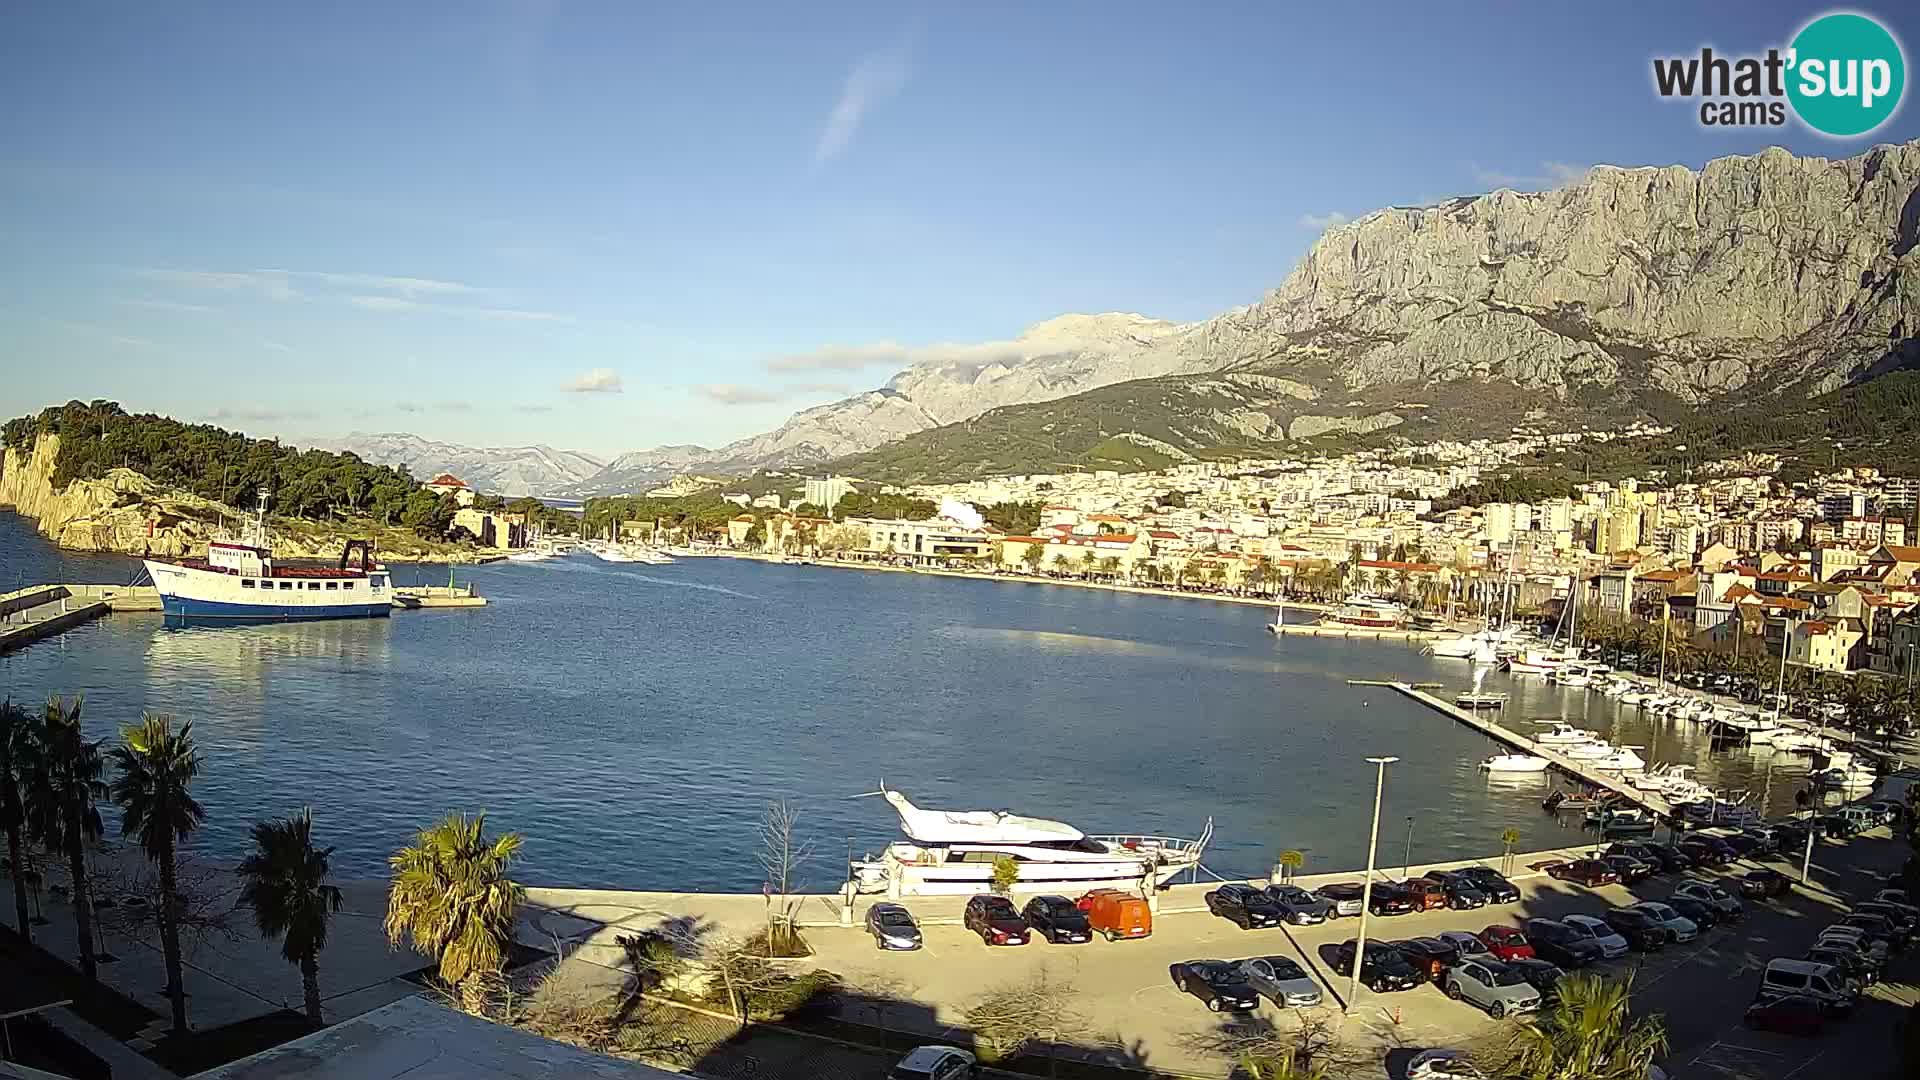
[161, 596, 393, 621]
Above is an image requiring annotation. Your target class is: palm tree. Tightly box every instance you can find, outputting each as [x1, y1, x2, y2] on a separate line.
[1501, 828, 1522, 875]
[0, 700, 40, 943]
[28, 696, 107, 980]
[1506, 973, 1667, 1080]
[110, 713, 205, 1034]
[1276, 849, 1304, 884]
[1098, 556, 1120, 581]
[237, 809, 343, 1024]
[384, 812, 525, 1012]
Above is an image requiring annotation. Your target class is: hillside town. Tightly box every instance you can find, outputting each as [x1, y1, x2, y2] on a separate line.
[632, 423, 1920, 685]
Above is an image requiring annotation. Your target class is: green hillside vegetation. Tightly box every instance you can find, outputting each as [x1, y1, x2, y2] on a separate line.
[581, 491, 748, 537]
[2, 400, 456, 537]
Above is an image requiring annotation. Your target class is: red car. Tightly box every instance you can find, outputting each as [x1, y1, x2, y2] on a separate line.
[1744, 995, 1826, 1037]
[1546, 859, 1621, 887]
[1477, 925, 1536, 961]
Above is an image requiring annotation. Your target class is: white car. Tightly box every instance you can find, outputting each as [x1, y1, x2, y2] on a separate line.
[1629, 901, 1699, 943]
[1561, 914, 1630, 959]
[889, 1046, 977, 1080]
[1407, 1049, 1487, 1079]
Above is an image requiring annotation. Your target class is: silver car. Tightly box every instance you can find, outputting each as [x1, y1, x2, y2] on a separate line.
[1561, 914, 1630, 959]
[1629, 901, 1699, 943]
[1443, 956, 1541, 1018]
[1235, 955, 1324, 1008]
[865, 903, 923, 950]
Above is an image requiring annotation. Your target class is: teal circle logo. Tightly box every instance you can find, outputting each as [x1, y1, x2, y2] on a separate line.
[1788, 12, 1905, 137]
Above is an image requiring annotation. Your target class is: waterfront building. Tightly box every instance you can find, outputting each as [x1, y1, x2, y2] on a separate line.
[451, 508, 526, 549]
[859, 517, 993, 562]
[425, 473, 476, 507]
[804, 475, 853, 512]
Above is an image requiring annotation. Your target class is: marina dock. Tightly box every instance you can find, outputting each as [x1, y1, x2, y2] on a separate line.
[1270, 623, 1448, 642]
[0, 583, 160, 653]
[390, 584, 487, 609]
[1380, 680, 1675, 817]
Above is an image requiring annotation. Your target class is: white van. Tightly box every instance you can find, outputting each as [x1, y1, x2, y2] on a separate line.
[1757, 959, 1856, 1011]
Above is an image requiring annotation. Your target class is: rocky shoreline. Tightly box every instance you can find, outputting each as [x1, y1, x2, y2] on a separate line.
[0, 434, 493, 565]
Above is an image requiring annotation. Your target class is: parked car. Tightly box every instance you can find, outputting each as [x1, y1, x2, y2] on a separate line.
[1814, 814, 1859, 839]
[1640, 844, 1696, 873]
[1206, 883, 1286, 929]
[1676, 839, 1730, 868]
[1739, 868, 1794, 900]
[1771, 823, 1815, 855]
[865, 903, 924, 951]
[1605, 841, 1666, 867]
[1717, 833, 1764, 859]
[1560, 914, 1632, 959]
[1857, 899, 1920, 937]
[1421, 871, 1489, 910]
[963, 895, 1030, 946]
[1878, 888, 1914, 908]
[1077, 889, 1152, 940]
[1742, 994, 1828, 1037]
[1522, 919, 1606, 968]
[1477, 925, 1535, 961]
[889, 1046, 977, 1080]
[1804, 944, 1878, 986]
[1601, 854, 1655, 884]
[1673, 880, 1744, 920]
[1504, 957, 1565, 1001]
[1235, 955, 1324, 1009]
[1437, 930, 1492, 958]
[1021, 895, 1092, 944]
[1546, 859, 1620, 887]
[1755, 958, 1858, 1014]
[1697, 837, 1742, 862]
[1314, 882, 1367, 918]
[1836, 912, 1905, 951]
[1456, 867, 1521, 904]
[1835, 806, 1881, 832]
[1262, 884, 1332, 925]
[1666, 894, 1723, 930]
[1816, 926, 1890, 965]
[1443, 956, 1542, 1018]
[1737, 827, 1780, 854]
[1600, 907, 1673, 951]
[1627, 902, 1698, 943]
[1400, 878, 1450, 912]
[1332, 939, 1426, 992]
[1368, 883, 1419, 916]
[1168, 959, 1260, 1012]
[1394, 937, 1462, 981]
[1406, 1049, 1488, 1080]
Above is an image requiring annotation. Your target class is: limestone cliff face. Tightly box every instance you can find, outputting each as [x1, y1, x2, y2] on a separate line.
[1175, 142, 1920, 401]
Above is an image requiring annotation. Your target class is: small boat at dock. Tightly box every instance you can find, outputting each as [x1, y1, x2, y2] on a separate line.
[1480, 752, 1551, 773]
[1455, 691, 1509, 710]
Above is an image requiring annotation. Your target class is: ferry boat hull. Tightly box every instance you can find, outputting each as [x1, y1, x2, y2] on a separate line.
[145, 560, 392, 622]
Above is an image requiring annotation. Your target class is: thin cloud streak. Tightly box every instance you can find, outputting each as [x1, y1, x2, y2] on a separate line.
[120, 298, 217, 314]
[563, 368, 623, 393]
[814, 45, 911, 165]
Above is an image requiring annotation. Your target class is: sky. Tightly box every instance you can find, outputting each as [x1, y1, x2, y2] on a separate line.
[4, 1, 1918, 458]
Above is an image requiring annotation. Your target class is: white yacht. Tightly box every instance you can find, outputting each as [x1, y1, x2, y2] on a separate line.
[1479, 753, 1551, 773]
[1564, 740, 1614, 760]
[587, 542, 638, 563]
[1534, 722, 1597, 746]
[1319, 595, 1407, 629]
[1590, 746, 1648, 773]
[848, 787, 1211, 898]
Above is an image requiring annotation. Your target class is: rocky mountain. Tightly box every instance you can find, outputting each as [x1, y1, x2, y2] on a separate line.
[306, 432, 605, 496]
[833, 140, 1920, 482]
[566, 313, 1193, 493]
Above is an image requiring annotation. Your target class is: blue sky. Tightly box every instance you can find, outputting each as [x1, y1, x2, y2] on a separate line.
[4, 2, 1917, 457]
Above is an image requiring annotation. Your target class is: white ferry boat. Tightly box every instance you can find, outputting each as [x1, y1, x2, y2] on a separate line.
[849, 786, 1211, 898]
[142, 489, 391, 621]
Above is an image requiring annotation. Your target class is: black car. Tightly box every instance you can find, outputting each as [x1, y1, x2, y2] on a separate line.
[1739, 868, 1793, 900]
[962, 895, 1030, 946]
[1205, 883, 1285, 929]
[1666, 894, 1723, 930]
[1814, 815, 1858, 839]
[1314, 882, 1366, 918]
[1504, 957, 1566, 1001]
[1855, 901, 1920, 939]
[1262, 884, 1333, 925]
[1168, 959, 1260, 1012]
[1021, 895, 1092, 944]
[1331, 939, 1424, 992]
[1718, 834, 1764, 859]
[1424, 871, 1490, 910]
[1456, 867, 1521, 904]
[1677, 839, 1730, 867]
[1771, 823, 1816, 854]
[1601, 854, 1655, 884]
[1600, 908, 1671, 952]
[1737, 827, 1780, 855]
[1391, 937, 1461, 981]
[1805, 944, 1877, 986]
[1367, 883, 1418, 916]
[1522, 919, 1604, 969]
[1640, 844, 1696, 873]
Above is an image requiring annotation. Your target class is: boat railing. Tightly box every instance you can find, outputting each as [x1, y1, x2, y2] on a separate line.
[1093, 817, 1214, 863]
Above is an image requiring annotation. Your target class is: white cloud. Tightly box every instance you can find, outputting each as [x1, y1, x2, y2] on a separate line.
[262, 340, 293, 353]
[266, 271, 480, 296]
[1297, 211, 1349, 230]
[136, 266, 567, 321]
[697, 383, 786, 405]
[120, 298, 217, 314]
[814, 46, 911, 165]
[348, 294, 423, 312]
[1469, 161, 1589, 191]
[136, 269, 296, 300]
[563, 368, 623, 393]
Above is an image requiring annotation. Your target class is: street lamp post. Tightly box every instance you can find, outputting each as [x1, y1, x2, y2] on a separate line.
[1345, 756, 1398, 1014]
[1402, 816, 1415, 880]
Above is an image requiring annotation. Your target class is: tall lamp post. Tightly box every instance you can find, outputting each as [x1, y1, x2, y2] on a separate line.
[1345, 755, 1398, 1014]
[1402, 817, 1416, 880]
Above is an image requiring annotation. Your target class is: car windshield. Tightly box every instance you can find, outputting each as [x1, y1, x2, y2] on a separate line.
[1195, 963, 1236, 984]
[1273, 887, 1310, 903]
[980, 899, 1016, 916]
[1265, 958, 1307, 980]
[1487, 964, 1526, 987]
[878, 911, 914, 927]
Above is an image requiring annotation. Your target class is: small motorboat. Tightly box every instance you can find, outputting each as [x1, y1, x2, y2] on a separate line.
[1534, 722, 1596, 745]
[1590, 746, 1648, 773]
[1481, 753, 1551, 773]
[1564, 740, 1614, 760]
[1455, 691, 1510, 710]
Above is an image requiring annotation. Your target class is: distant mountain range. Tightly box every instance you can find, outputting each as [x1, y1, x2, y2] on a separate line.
[305, 433, 605, 497]
[320, 140, 1920, 494]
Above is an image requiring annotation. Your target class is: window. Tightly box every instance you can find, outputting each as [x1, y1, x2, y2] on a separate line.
[370, 575, 387, 589]
[343, 581, 355, 589]
[1769, 970, 1807, 990]
[241, 579, 255, 589]
[325, 582, 338, 590]
[308, 582, 322, 590]
[279, 582, 293, 591]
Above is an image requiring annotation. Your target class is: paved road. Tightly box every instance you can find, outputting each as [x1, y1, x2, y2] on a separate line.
[794, 822, 1915, 1078]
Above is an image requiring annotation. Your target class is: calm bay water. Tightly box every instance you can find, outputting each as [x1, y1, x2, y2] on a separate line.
[0, 511, 1813, 891]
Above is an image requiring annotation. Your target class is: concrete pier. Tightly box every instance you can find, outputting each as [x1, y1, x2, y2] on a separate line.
[1383, 680, 1674, 816]
[0, 584, 112, 653]
[1267, 623, 1448, 642]
[390, 584, 487, 609]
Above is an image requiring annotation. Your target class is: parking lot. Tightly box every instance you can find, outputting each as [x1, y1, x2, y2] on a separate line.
[797, 814, 1917, 1078]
